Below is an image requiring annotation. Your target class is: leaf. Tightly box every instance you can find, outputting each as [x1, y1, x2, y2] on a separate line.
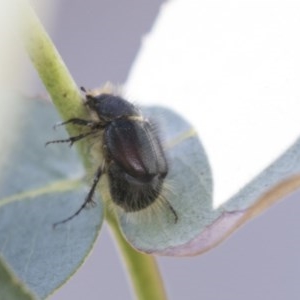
[118, 106, 216, 255]
[123, 1, 300, 256]
[0, 92, 103, 298]
[118, 106, 300, 256]
[0, 256, 37, 300]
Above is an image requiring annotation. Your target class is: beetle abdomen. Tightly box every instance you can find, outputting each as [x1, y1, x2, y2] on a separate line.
[108, 162, 164, 212]
[105, 118, 168, 211]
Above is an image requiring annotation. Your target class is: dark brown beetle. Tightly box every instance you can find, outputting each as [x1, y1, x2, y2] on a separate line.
[47, 87, 177, 226]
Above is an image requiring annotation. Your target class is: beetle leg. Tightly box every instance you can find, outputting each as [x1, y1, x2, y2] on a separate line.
[45, 130, 97, 147]
[166, 201, 178, 223]
[53, 164, 104, 228]
[83, 163, 104, 206]
[53, 118, 97, 130]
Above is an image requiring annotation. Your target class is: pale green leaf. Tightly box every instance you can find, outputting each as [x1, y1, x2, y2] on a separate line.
[0, 93, 103, 298]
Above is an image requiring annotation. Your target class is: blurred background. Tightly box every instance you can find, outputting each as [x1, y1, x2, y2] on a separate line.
[14, 0, 300, 299]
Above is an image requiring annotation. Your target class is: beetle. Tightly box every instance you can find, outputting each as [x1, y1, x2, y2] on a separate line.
[47, 86, 178, 226]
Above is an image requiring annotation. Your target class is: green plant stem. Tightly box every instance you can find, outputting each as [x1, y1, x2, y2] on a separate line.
[22, 3, 167, 300]
[21, 2, 89, 126]
[106, 210, 167, 300]
[0, 256, 37, 300]
[22, 2, 93, 168]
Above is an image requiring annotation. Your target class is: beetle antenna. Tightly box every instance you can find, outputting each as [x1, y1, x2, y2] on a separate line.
[80, 86, 87, 93]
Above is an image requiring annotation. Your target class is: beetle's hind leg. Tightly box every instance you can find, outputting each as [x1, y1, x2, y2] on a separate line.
[164, 199, 178, 223]
[53, 163, 104, 228]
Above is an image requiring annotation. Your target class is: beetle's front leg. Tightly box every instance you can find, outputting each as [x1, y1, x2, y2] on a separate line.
[45, 130, 98, 147]
[53, 118, 97, 129]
